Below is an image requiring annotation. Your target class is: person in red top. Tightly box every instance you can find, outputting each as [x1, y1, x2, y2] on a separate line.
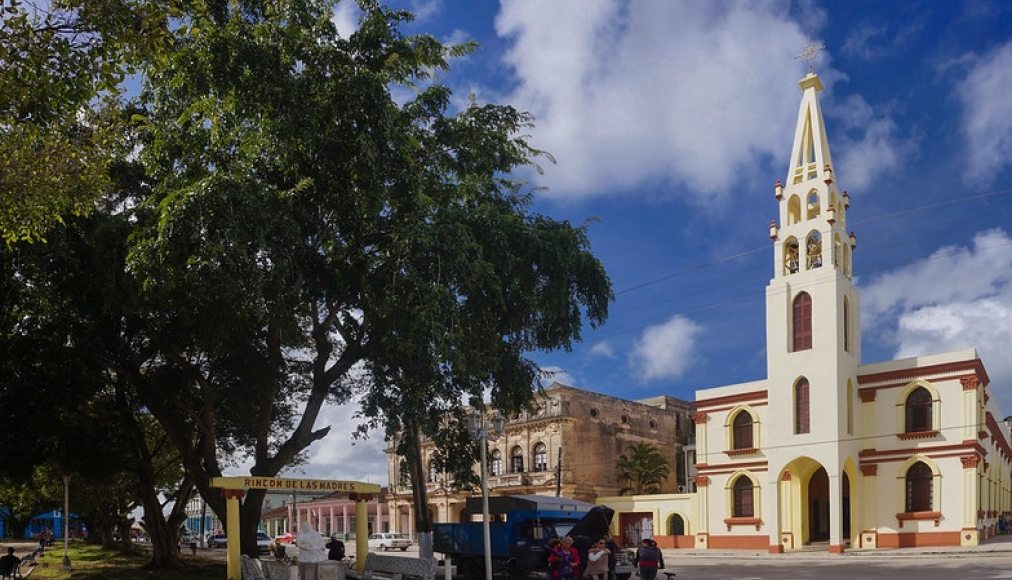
[547, 536, 580, 579]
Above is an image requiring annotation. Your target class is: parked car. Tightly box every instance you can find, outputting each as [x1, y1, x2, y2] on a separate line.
[257, 532, 272, 553]
[367, 533, 412, 551]
[207, 534, 228, 548]
[274, 532, 296, 545]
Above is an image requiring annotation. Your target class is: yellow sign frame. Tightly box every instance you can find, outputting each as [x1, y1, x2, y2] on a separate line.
[210, 476, 380, 579]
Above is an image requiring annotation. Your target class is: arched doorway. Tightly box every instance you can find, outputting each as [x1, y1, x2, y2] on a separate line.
[842, 471, 851, 539]
[667, 514, 685, 536]
[808, 467, 829, 542]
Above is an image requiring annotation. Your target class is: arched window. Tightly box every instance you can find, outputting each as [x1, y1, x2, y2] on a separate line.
[905, 387, 933, 432]
[843, 296, 851, 353]
[732, 412, 753, 450]
[784, 237, 800, 274]
[532, 442, 548, 472]
[787, 195, 802, 225]
[806, 231, 822, 269]
[806, 190, 820, 220]
[732, 477, 754, 517]
[793, 292, 812, 351]
[795, 378, 810, 434]
[846, 380, 854, 435]
[905, 462, 933, 512]
[490, 450, 502, 476]
[668, 514, 685, 536]
[427, 460, 438, 483]
[511, 446, 524, 473]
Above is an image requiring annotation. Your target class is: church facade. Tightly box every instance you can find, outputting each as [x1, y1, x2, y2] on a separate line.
[602, 72, 1010, 552]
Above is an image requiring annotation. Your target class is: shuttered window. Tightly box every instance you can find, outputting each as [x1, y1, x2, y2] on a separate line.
[906, 462, 932, 512]
[905, 387, 932, 432]
[733, 412, 753, 449]
[793, 292, 813, 351]
[795, 378, 810, 434]
[733, 477, 754, 517]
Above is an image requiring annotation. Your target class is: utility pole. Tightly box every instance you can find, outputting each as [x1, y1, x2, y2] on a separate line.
[554, 447, 562, 497]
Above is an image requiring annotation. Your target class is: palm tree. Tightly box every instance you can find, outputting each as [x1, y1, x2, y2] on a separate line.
[616, 443, 671, 495]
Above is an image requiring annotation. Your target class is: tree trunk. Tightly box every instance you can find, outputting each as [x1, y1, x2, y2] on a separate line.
[404, 418, 431, 534]
[240, 488, 267, 558]
[139, 487, 182, 569]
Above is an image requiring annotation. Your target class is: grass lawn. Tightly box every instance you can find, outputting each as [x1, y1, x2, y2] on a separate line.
[26, 543, 225, 579]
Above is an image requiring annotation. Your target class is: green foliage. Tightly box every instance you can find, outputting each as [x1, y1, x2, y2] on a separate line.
[616, 443, 671, 496]
[0, 0, 171, 242]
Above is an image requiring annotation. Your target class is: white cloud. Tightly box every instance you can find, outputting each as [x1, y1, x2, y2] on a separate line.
[331, 1, 360, 38]
[861, 229, 1012, 410]
[299, 401, 389, 484]
[408, 0, 442, 22]
[830, 94, 916, 190]
[842, 21, 923, 61]
[494, 1, 817, 203]
[539, 366, 576, 387]
[589, 341, 616, 359]
[957, 39, 1012, 184]
[217, 400, 388, 485]
[630, 315, 701, 381]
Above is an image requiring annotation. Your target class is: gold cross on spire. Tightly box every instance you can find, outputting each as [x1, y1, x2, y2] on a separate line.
[796, 40, 826, 74]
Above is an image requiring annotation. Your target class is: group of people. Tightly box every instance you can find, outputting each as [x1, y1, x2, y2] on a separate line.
[547, 535, 665, 580]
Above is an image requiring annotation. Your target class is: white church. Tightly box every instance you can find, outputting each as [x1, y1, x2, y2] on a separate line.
[601, 71, 1011, 552]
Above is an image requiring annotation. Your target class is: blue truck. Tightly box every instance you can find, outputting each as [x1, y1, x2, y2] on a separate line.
[432, 495, 633, 579]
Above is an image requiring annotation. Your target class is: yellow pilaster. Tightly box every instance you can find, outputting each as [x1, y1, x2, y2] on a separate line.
[778, 475, 793, 550]
[354, 494, 370, 573]
[223, 490, 244, 580]
[962, 456, 981, 546]
[859, 465, 877, 548]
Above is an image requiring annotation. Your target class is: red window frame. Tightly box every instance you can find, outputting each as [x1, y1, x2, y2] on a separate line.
[733, 412, 753, 450]
[905, 388, 932, 433]
[905, 462, 932, 512]
[793, 292, 812, 351]
[795, 378, 810, 434]
[733, 477, 754, 517]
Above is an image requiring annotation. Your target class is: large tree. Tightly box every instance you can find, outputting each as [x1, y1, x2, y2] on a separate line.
[124, 0, 610, 556]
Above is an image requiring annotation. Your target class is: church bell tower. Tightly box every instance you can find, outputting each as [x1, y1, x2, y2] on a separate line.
[765, 71, 861, 443]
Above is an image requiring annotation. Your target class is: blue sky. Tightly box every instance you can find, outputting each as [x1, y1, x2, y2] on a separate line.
[281, 0, 1012, 483]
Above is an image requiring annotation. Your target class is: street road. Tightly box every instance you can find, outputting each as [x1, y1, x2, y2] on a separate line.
[192, 542, 1012, 579]
[666, 553, 1012, 580]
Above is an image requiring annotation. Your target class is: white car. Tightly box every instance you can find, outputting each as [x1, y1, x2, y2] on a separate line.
[367, 533, 412, 551]
[256, 531, 272, 554]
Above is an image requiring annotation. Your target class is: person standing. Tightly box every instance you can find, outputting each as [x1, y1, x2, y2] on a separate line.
[548, 536, 580, 580]
[326, 536, 345, 561]
[634, 538, 664, 580]
[584, 538, 610, 580]
[602, 534, 619, 580]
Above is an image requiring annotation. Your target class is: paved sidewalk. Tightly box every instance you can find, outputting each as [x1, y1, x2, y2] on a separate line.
[659, 532, 1012, 560]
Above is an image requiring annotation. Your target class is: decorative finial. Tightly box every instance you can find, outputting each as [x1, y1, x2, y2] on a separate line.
[796, 40, 826, 74]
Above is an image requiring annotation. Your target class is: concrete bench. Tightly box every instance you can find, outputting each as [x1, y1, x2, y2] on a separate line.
[360, 553, 436, 580]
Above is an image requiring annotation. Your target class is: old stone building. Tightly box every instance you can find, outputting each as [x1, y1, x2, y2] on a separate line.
[384, 383, 693, 532]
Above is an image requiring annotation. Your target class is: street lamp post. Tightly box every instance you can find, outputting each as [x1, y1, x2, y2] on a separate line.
[467, 409, 505, 580]
[61, 475, 71, 570]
